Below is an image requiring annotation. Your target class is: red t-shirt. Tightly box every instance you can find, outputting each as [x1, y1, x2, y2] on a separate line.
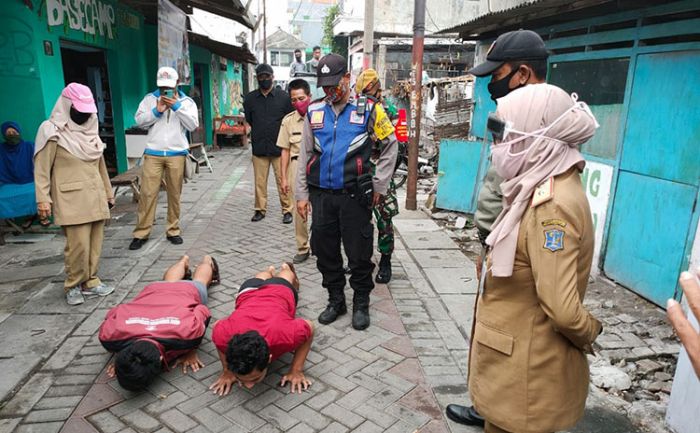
[212, 284, 311, 360]
[99, 281, 211, 363]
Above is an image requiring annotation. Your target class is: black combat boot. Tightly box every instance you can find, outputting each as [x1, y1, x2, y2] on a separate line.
[352, 292, 371, 330]
[375, 254, 392, 284]
[318, 289, 347, 324]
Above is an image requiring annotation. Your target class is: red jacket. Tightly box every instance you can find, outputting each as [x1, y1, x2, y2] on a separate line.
[99, 281, 211, 363]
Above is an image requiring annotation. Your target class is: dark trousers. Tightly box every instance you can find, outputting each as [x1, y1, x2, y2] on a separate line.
[309, 188, 375, 307]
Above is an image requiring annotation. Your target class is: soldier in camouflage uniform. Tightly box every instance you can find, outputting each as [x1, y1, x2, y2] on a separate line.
[356, 69, 399, 283]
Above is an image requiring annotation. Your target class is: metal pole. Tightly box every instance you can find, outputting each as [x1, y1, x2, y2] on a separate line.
[263, 0, 267, 64]
[406, 0, 425, 210]
[363, 0, 374, 69]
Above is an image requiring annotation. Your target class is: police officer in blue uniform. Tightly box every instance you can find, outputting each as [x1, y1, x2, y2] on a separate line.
[295, 54, 398, 330]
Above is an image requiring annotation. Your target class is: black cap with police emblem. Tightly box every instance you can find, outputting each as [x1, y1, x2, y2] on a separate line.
[468, 30, 548, 77]
[316, 53, 348, 87]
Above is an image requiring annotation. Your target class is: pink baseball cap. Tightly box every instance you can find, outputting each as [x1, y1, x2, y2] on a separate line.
[62, 83, 97, 113]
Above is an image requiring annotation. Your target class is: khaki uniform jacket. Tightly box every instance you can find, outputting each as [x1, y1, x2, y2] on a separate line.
[276, 110, 304, 157]
[469, 168, 602, 433]
[34, 140, 112, 226]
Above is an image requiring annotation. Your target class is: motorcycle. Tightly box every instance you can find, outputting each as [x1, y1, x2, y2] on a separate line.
[392, 141, 438, 189]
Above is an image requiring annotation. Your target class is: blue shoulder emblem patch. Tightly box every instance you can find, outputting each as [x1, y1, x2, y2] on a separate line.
[543, 229, 565, 252]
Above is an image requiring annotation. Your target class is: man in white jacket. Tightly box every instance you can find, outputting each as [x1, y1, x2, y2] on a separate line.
[130, 67, 199, 250]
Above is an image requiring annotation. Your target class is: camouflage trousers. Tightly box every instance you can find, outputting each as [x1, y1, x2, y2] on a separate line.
[373, 179, 399, 255]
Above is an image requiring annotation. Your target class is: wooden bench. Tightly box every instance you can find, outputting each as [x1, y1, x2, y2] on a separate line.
[213, 115, 248, 148]
[111, 165, 142, 202]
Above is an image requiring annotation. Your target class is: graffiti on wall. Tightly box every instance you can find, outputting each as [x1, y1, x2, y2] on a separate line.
[210, 54, 221, 117]
[209, 54, 243, 117]
[46, 0, 116, 39]
[0, 19, 36, 78]
[230, 79, 243, 114]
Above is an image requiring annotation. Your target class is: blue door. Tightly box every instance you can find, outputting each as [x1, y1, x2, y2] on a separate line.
[604, 50, 700, 307]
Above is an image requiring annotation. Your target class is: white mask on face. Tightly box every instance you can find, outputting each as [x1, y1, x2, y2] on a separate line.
[490, 93, 598, 180]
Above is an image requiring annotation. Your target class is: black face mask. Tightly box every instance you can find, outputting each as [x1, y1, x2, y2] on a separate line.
[70, 107, 92, 125]
[258, 79, 273, 90]
[487, 68, 521, 102]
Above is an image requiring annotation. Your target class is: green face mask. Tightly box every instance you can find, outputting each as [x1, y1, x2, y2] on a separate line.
[5, 135, 21, 145]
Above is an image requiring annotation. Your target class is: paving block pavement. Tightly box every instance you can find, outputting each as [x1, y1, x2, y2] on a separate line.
[0, 149, 483, 433]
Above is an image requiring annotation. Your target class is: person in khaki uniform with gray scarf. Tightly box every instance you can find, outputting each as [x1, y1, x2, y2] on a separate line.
[34, 83, 115, 306]
[471, 84, 603, 433]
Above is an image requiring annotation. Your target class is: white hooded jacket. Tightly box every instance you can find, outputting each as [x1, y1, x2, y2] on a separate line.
[134, 90, 199, 153]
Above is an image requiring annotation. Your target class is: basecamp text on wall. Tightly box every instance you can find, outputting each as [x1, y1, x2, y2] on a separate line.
[46, 0, 116, 39]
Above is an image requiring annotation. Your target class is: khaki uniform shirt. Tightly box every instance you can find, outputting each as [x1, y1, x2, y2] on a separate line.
[469, 168, 602, 433]
[276, 110, 304, 157]
[34, 140, 112, 226]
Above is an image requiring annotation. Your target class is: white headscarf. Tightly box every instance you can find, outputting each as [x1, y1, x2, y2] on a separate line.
[486, 83, 598, 277]
[34, 94, 105, 161]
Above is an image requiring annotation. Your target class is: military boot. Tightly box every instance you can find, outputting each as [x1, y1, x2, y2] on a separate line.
[318, 289, 347, 324]
[352, 292, 371, 330]
[375, 254, 392, 284]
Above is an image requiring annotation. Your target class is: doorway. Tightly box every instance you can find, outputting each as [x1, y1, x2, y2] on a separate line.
[60, 41, 117, 175]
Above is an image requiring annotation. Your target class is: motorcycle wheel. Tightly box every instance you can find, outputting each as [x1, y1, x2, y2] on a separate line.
[393, 160, 408, 189]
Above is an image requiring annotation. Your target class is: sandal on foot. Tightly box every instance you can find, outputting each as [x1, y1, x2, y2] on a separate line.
[210, 256, 220, 286]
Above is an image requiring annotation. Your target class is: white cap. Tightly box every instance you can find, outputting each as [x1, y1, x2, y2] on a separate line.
[156, 66, 178, 88]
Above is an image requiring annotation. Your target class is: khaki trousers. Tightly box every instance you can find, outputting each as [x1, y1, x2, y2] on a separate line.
[252, 155, 293, 214]
[485, 421, 552, 433]
[63, 220, 105, 290]
[133, 155, 185, 239]
[288, 158, 310, 254]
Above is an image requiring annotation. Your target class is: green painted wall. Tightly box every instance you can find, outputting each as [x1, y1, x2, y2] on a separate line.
[0, 0, 151, 173]
[1, 1, 244, 170]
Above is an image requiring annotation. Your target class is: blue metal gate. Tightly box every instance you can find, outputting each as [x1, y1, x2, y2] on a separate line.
[604, 50, 700, 307]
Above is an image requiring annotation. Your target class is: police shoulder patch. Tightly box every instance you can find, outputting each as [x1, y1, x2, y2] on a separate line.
[543, 229, 565, 252]
[350, 111, 365, 124]
[310, 110, 324, 129]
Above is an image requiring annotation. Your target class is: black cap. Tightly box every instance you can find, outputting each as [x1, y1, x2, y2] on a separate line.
[255, 63, 274, 76]
[468, 30, 548, 77]
[316, 53, 347, 87]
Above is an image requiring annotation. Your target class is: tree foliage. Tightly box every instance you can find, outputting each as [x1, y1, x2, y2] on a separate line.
[322, 4, 347, 57]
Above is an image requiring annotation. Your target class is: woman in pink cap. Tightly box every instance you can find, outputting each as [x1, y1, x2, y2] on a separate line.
[34, 83, 116, 306]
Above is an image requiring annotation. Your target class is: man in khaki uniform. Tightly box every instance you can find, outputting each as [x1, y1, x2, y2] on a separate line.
[462, 31, 602, 433]
[277, 79, 311, 264]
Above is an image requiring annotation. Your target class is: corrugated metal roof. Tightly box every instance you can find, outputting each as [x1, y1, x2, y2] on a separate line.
[188, 32, 257, 64]
[121, 0, 254, 28]
[437, 0, 612, 39]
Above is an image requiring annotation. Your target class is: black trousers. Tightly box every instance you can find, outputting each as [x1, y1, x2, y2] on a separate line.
[309, 188, 375, 307]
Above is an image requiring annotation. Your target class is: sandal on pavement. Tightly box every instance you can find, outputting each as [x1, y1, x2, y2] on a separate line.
[210, 256, 220, 286]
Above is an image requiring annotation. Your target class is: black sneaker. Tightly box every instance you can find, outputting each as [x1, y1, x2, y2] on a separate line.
[251, 211, 265, 222]
[282, 212, 293, 224]
[129, 238, 148, 250]
[167, 235, 183, 245]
